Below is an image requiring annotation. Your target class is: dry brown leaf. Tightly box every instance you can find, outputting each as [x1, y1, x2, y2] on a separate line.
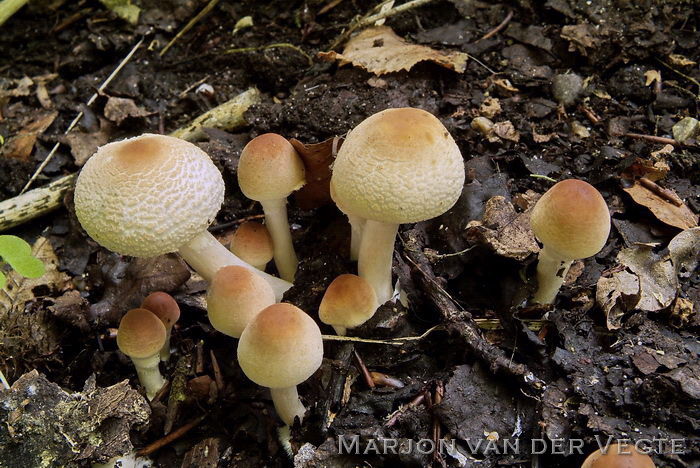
[668, 54, 697, 67]
[318, 26, 468, 76]
[104, 96, 152, 125]
[617, 245, 677, 312]
[622, 180, 699, 230]
[492, 121, 520, 142]
[290, 137, 338, 210]
[0, 111, 58, 160]
[596, 270, 640, 329]
[668, 227, 700, 278]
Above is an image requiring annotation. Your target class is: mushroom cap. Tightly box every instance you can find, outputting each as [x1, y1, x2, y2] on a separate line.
[141, 292, 180, 329]
[319, 274, 378, 330]
[237, 133, 306, 201]
[530, 179, 611, 260]
[330, 107, 465, 224]
[237, 303, 323, 389]
[229, 221, 274, 267]
[207, 265, 276, 338]
[580, 444, 656, 468]
[74, 133, 225, 257]
[117, 308, 167, 359]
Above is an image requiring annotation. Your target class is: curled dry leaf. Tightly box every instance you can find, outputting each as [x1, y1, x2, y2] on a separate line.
[290, 137, 339, 210]
[104, 96, 152, 125]
[668, 227, 700, 278]
[622, 179, 699, 230]
[318, 26, 468, 76]
[0, 110, 58, 161]
[596, 269, 640, 330]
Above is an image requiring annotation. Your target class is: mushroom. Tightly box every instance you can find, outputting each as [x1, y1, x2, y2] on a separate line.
[330, 183, 366, 262]
[581, 444, 656, 468]
[117, 308, 167, 400]
[228, 221, 274, 271]
[529, 179, 610, 304]
[237, 303, 323, 426]
[319, 274, 378, 335]
[73, 133, 292, 300]
[207, 265, 276, 338]
[330, 108, 465, 304]
[141, 292, 180, 362]
[237, 133, 306, 282]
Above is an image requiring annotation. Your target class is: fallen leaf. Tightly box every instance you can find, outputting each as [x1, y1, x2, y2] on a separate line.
[290, 137, 339, 210]
[667, 54, 696, 67]
[479, 97, 501, 119]
[617, 245, 677, 312]
[596, 270, 640, 329]
[560, 24, 602, 55]
[318, 26, 468, 76]
[644, 70, 661, 87]
[668, 227, 700, 278]
[61, 121, 112, 166]
[0, 111, 58, 160]
[0, 76, 33, 98]
[622, 180, 698, 230]
[98, 0, 140, 25]
[492, 121, 520, 142]
[493, 78, 519, 92]
[104, 96, 152, 125]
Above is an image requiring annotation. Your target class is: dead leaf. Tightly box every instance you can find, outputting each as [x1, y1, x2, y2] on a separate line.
[668, 227, 700, 278]
[0, 76, 33, 98]
[617, 245, 677, 312]
[290, 137, 338, 210]
[493, 78, 519, 92]
[560, 24, 602, 55]
[492, 121, 520, 142]
[622, 180, 698, 230]
[667, 54, 697, 67]
[596, 270, 640, 329]
[644, 70, 661, 87]
[318, 26, 468, 76]
[104, 96, 152, 125]
[479, 97, 501, 119]
[61, 121, 112, 166]
[0, 111, 58, 160]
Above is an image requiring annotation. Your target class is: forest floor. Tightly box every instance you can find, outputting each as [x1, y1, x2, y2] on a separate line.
[0, 0, 698, 467]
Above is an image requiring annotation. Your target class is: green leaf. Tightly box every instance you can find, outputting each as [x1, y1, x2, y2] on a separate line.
[0, 271, 5, 289]
[0, 235, 45, 279]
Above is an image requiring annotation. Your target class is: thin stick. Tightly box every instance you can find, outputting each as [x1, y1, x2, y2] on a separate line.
[0, 368, 10, 390]
[475, 9, 513, 43]
[138, 413, 207, 456]
[353, 349, 375, 389]
[638, 177, 684, 207]
[20, 37, 145, 195]
[624, 132, 685, 147]
[160, 0, 221, 57]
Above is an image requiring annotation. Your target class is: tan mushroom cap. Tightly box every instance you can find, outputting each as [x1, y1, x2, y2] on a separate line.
[238, 303, 323, 389]
[319, 274, 378, 331]
[580, 444, 656, 468]
[207, 265, 276, 338]
[117, 308, 167, 359]
[330, 107, 465, 224]
[237, 133, 306, 201]
[141, 292, 180, 328]
[530, 179, 611, 260]
[74, 133, 224, 257]
[229, 221, 274, 267]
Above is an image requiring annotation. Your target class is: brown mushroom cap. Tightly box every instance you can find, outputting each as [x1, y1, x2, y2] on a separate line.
[228, 221, 274, 268]
[141, 292, 180, 328]
[319, 274, 378, 331]
[117, 308, 167, 359]
[207, 265, 276, 338]
[580, 444, 656, 468]
[237, 133, 306, 201]
[330, 107, 465, 224]
[74, 133, 224, 257]
[237, 303, 323, 389]
[530, 179, 610, 260]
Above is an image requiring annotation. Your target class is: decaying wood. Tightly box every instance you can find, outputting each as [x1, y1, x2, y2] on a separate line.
[0, 87, 261, 232]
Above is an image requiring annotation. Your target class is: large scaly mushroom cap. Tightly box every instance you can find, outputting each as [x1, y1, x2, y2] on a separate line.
[74, 133, 224, 257]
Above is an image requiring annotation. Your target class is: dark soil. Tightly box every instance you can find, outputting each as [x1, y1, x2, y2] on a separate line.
[0, 0, 698, 467]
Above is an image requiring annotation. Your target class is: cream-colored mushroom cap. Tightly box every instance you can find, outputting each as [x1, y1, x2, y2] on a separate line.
[74, 133, 225, 257]
[237, 303, 323, 389]
[117, 308, 167, 359]
[330, 108, 465, 224]
[207, 265, 276, 338]
[229, 221, 274, 268]
[319, 274, 378, 331]
[530, 179, 610, 260]
[580, 444, 656, 468]
[237, 133, 306, 201]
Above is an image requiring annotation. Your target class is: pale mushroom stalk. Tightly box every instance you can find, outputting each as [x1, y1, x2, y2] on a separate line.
[130, 354, 166, 400]
[178, 230, 291, 301]
[347, 214, 366, 262]
[269, 387, 307, 427]
[533, 245, 573, 305]
[259, 199, 298, 282]
[357, 220, 399, 305]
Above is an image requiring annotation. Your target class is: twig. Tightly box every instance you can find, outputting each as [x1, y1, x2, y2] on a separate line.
[0, 0, 29, 27]
[20, 37, 145, 195]
[160, 0, 221, 57]
[138, 413, 207, 456]
[164, 354, 191, 435]
[475, 9, 513, 43]
[638, 177, 684, 207]
[223, 43, 313, 66]
[624, 132, 685, 147]
[209, 350, 224, 393]
[0, 368, 10, 390]
[353, 349, 375, 389]
[655, 58, 700, 97]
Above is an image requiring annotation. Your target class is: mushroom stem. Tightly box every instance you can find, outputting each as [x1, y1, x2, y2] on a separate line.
[130, 354, 165, 400]
[270, 386, 307, 426]
[260, 199, 298, 282]
[178, 230, 292, 301]
[347, 214, 366, 262]
[358, 220, 399, 305]
[160, 330, 172, 362]
[533, 245, 573, 305]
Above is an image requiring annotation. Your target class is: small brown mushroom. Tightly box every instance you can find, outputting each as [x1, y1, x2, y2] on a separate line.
[229, 221, 274, 271]
[141, 292, 180, 362]
[319, 274, 378, 335]
[580, 444, 656, 468]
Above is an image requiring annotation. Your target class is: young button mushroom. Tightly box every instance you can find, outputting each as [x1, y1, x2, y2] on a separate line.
[330, 108, 465, 304]
[141, 292, 180, 362]
[237, 133, 306, 282]
[319, 274, 378, 335]
[207, 265, 276, 338]
[228, 221, 274, 271]
[73, 133, 292, 301]
[529, 179, 610, 305]
[117, 308, 167, 400]
[237, 303, 323, 426]
[580, 444, 656, 468]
